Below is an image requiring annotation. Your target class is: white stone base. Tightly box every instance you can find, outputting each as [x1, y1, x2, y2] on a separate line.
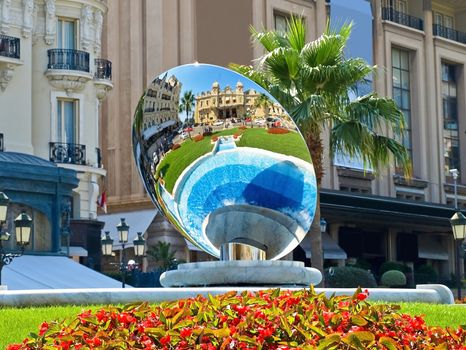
[159, 260, 322, 287]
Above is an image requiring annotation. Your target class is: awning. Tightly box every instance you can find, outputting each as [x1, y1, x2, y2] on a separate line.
[68, 246, 88, 257]
[300, 232, 347, 260]
[3, 255, 127, 290]
[418, 235, 449, 260]
[98, 209, 156, 250]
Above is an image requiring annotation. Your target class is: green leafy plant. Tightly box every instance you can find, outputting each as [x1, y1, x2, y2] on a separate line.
[146, 241, 179, 272]
[7, 288, 466, 349]
[379, 261, 412, 275]
[325, 266, 377, 288]
[415, 264, 439, 285]
[381, 270, 407, 287]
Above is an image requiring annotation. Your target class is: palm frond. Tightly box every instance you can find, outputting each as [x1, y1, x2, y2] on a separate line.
[250, 25, 288, 52]
[229, 64, 271, 90]
[345, 94, 406, 136]
[286, 16, 306, 52]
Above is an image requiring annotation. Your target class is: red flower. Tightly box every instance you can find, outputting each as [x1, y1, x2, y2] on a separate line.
[38, 321, 49, 336]
[180, 327, 192, 338]
[356, 289, 369, 301]
[159, 335, 171, 346]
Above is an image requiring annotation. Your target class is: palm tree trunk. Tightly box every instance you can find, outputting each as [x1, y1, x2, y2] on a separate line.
[302, 127, 324, 284]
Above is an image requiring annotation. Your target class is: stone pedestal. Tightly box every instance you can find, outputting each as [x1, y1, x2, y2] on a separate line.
[160, 260, 322, 287]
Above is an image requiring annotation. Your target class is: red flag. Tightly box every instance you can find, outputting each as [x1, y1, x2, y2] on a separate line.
[97, 190, 107, 213]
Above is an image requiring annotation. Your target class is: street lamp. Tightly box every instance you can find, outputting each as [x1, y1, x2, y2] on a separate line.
[449, 169, 465, 299]
[0, 192, 33, 285]
[320, 218, 327, 234]
[133, 232, 146, 257]
[450, 211, 466, 300]
[101, 219, 145, 288]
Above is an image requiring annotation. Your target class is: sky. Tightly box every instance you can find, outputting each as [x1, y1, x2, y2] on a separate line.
[157, 63, 279, 122]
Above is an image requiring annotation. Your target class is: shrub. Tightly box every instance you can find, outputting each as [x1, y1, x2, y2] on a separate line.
[171, 143, 181, 151]
[267, 127, 289, 134]
[193, 134, 204, 142]
[381, 270, 407, 287]
[8, 288, 466, 349]
[415, 264, 438, 284]
[325, 266, 377, 288]
[379, 261, 412, 275]
[211, 136, 219, 142]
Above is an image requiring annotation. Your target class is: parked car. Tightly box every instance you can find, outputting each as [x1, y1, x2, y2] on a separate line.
[254, 118, 266, 125]
[213, 120, 224, 126]
[180, 132, 189, 140]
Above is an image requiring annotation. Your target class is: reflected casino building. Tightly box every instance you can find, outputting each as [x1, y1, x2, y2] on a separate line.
[102, 0, 466, 283]
[194, 81, 289, 125]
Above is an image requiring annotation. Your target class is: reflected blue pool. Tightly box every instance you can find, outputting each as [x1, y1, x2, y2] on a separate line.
[216, 137, 236, 152]
[172, 148, 317, 256]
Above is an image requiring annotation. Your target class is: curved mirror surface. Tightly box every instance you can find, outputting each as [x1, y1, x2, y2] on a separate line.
[133, 63, 317, 259]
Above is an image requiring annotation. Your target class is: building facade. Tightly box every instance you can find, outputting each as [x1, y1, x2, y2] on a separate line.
[102, 0, 465, 283]
[0, 0, 112, 270]
[193, 81, 289, 125]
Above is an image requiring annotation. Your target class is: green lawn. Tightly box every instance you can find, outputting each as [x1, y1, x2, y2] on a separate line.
[157, 127, 311, 194]
[1, 302, 465, 348]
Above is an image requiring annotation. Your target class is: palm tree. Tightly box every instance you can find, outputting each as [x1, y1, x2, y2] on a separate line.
[253, 93, 272, 120]
[146, 241, 178, 271]
[179, 90, 195, 125]
[231, 18, 410, 276]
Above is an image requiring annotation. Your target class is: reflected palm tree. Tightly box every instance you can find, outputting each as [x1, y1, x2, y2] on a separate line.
[254, 93, 272, 120]
[179, 90, 195, 125]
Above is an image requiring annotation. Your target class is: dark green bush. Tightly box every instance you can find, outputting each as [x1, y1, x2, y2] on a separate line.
[324, 266, 377, 288]
[414, 264, 438, 284]
[381, 270, 407, 287]
[379, 261, 411, 275]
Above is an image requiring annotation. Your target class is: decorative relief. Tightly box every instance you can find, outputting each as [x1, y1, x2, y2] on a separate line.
[0, 63, 14, 92]
[1, 0, 12, 34]
[80, 5, 93, 51]
[94, 9, 102, 54]
[22, 0, 34, 38]
[44, 0, 55, 45]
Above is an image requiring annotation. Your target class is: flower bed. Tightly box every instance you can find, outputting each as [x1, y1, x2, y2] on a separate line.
[211, 136, 219, 142]
[193, 134, 204, 142]
[239, 125, 247, 130]
[267, 127, 289, 134]
[7, 288, 466, 349]
[171, 143, 181, 151]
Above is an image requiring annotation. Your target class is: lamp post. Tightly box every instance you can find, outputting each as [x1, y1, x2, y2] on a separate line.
[0, 192, 33, 285]
[101, 219, 145, 288]
[450, 211, 466, 300]
[449, 169, 466, 299]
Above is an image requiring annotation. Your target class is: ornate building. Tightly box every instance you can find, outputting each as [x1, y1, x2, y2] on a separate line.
[194, 81, 288, 125]
[142, 74, 181, 135]
[0, 0, 113, 273]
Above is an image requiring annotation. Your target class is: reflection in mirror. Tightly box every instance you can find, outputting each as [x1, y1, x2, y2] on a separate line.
[133, 63, 317, 260]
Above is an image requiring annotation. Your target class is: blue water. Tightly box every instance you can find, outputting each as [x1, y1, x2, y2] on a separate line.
[216, 137, 236, 152]
[173, 149, 317, 255]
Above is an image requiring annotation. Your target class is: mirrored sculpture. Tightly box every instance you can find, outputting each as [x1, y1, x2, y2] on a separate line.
[132, 63, 317, 261]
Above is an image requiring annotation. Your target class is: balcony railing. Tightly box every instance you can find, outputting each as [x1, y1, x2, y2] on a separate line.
[94, 58, 112, 80]
[0, 34, 20, 59]
[382, 7, 424, 31]
[49, 142, 86, 165]
[433, 24, 466, 45]
[47, 49, 90, 72]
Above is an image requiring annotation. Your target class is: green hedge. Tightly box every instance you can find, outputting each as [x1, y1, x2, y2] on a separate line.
[324, 266, 377, 288]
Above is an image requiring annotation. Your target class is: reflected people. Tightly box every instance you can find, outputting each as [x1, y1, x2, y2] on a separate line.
[132, 63, 317, 260]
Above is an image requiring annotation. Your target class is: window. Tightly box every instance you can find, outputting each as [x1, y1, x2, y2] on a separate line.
[57, 99, 78, 144]
[274, 12, 289, 32]
[434, 12, 454, 29]
[442, 63, 460, 180]
[384, 0, 407, 13]
[57, 18, 76, 49]
[392, 47, 412, 169]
